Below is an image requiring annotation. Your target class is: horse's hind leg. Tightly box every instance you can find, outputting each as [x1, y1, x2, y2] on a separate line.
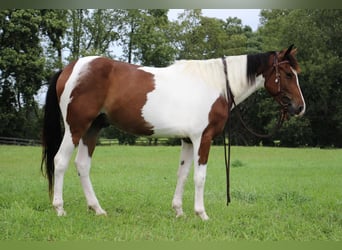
[75, 140, 106, 215]
[53, 130, 75, 216]
[75, 114, 109, 215]
[172, 139, 194, 218]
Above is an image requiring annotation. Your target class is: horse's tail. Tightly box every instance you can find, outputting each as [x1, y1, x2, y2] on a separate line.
[41, 70, 63, 198]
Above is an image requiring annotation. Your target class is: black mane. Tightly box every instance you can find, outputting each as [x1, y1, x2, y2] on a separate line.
[247, 52, 274, 85]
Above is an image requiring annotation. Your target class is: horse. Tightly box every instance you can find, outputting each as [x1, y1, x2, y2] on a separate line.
[41, 45, 305, 220]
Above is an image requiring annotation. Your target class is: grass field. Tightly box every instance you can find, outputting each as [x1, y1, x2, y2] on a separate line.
[0, 145, 341, 241]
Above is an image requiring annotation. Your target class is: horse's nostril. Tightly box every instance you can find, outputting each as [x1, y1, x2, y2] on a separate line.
[297, 105, 305, 115]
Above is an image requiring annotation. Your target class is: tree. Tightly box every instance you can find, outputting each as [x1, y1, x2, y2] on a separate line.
[40, 10, 68, 70]
[116, 9, 143, 63]
[0, 10, 46, 138]
[174, 9, 258, 60]
[173, 9, 203, 59]
[81, 9, 121, 57]
[115, 9, 175, 66]
[66, 9, 121, 61]
[133, 9, 176, 67]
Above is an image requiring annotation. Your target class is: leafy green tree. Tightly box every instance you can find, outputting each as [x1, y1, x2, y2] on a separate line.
[116, 9, 175, 66]
[0, 9, 45, 138]
[116, 9, 143, 63]
[66, 9, 121, 61]
[133, 9, 176, 67]
[174, 10, 259, 60]
[82, 9, 121, 57]
[40, 9, 68, 70]
[173, 9, 203, 59]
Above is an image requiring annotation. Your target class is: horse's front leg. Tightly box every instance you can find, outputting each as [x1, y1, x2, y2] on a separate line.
[192, 135, 212, 221]
[172, 140, 194, 218]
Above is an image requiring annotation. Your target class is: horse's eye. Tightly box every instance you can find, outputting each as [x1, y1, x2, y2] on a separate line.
[285, 72, 293, 79]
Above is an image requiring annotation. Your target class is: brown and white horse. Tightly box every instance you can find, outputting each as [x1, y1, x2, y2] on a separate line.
[41, 45, 305, 220]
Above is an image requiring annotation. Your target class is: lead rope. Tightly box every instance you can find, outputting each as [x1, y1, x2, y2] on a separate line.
[223, 119, 232, 205]
[222, 57, 233, 205]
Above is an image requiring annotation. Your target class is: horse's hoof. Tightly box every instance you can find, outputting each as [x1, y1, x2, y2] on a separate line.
[196, 211, 209, 221]
[56, 208, 67, 216]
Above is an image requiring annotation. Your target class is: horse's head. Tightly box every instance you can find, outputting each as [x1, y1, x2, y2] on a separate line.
[263, 45, 306, 117]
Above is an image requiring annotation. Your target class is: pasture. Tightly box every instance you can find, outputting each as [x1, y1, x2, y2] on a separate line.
[0, 145, 341, 241]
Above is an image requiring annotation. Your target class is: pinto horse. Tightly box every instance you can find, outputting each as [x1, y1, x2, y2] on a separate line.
[41, 45, 305, 220]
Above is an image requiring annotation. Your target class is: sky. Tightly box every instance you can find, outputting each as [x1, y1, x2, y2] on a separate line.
[168, 9, 261, 31]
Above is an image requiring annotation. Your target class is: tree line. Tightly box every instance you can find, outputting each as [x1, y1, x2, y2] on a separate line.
[0, 9, 341, 147]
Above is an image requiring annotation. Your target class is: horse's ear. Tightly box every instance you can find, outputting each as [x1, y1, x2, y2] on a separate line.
[284, 44, 294, 58]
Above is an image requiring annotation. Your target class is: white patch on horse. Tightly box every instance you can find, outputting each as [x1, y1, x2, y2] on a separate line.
[139, 60, 225, 137]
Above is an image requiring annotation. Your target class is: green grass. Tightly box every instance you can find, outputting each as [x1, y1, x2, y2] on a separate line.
[0, 145, 341, 241]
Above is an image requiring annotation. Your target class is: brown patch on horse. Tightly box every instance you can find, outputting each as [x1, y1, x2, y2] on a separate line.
[99, 58, 155, 136]
[66, 58, 110, 145]
[65, 57, 155, 146]
[198, 96, 229, 165]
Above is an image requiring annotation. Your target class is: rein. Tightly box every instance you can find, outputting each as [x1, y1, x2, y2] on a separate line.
[221, 55, 288, 206]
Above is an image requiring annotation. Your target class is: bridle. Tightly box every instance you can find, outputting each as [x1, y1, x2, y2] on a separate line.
[269, 52, 292, 111]
[222, 53, 291, 205]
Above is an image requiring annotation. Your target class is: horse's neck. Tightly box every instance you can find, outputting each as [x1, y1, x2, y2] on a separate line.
[172, 56, 265, 104]
[226, 55, 265, 106]
[232, 75, 265, 106]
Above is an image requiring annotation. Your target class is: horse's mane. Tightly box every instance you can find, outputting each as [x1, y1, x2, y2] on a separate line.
[247, 52, 274, 85]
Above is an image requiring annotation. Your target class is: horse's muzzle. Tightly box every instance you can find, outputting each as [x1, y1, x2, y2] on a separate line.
[279, 95, 305, 117]
[288, 102, 305, 117]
